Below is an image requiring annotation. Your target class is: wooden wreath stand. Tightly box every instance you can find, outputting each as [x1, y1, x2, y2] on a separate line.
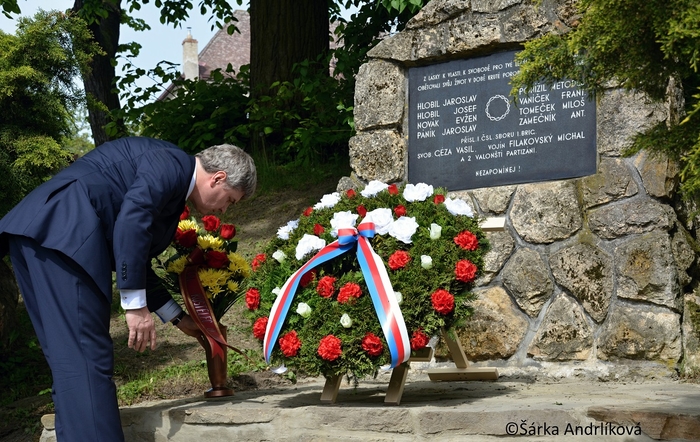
[320, 217, 505, 405]
[320, 331, 498, 405]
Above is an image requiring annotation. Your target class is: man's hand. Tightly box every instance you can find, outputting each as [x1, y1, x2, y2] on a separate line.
[126, 307, 157, 352]
[175, 314, 203, 339]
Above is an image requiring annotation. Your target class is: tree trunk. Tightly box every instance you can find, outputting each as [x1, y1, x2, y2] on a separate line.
[249, 0, 330, 155]
[250, 0, 330, 95]
[72, 0, 125, 146]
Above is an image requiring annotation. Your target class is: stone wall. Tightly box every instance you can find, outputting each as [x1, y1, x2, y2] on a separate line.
[341, 0, 699, 380]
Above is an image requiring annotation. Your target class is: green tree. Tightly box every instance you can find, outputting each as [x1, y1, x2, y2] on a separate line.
[510, 0, 700, 200]
[0, 10, 99, 214]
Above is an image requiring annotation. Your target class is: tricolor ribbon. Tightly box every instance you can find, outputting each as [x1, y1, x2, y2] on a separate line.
[263, 221, 411, 368]
[180, 248, 247, 360]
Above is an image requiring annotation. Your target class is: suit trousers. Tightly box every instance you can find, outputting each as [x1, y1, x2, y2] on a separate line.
[8, 235, 124, 442]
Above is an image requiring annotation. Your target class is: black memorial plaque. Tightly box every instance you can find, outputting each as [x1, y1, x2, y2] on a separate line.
[408, 50, 596, 190]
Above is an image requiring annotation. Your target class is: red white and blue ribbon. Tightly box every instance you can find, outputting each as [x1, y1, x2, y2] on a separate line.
[263, 221, 411, 368]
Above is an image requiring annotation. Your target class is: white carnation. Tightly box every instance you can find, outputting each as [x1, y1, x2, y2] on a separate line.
[276, 219, 299, 240]
[360, 180, 389, 197]
[403, 183, 434, 202]
[295, 234, 326, 260]
[444, 197, 474, 217]
[313, 192, 341, 210]
[388, 216, 419, 244]
[364, 208, 393, 235]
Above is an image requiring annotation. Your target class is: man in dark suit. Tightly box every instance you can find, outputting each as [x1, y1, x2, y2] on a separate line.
[0, 136, 257, 441]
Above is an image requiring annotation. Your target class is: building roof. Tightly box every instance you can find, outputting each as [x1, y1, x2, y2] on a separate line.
[197, 9, 251, 79]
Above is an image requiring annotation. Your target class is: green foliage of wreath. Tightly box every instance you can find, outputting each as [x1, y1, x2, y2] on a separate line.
[244, 182, 489, 379]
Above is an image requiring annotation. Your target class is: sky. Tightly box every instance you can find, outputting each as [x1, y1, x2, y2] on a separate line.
[0, 0, 250, 96]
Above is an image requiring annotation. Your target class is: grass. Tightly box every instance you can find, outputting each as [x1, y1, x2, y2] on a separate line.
[253, 154, 351, 194]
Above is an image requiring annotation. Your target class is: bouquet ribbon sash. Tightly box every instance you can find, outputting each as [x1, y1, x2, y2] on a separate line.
[263, 221, 411, 368]
[180, 248, 247, 360]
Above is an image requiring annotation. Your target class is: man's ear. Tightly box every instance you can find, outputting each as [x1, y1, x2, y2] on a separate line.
[212, 171, 227, 186]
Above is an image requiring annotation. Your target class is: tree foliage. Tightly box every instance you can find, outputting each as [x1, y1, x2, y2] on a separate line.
[0, 11, 100, 216]
[511, 0, 700, 200]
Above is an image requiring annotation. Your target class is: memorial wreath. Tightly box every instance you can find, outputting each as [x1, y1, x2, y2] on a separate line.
[245, 181, 489, 379]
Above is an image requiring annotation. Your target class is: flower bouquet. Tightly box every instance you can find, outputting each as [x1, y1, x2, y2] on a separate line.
[244, 181, 488, 380]
[154, 206, 251, 397]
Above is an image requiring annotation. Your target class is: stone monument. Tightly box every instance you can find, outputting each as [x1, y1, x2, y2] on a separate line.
[341, 0, 698, 380]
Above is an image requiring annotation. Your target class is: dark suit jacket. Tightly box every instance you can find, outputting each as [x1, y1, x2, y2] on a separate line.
[0, 137, 195, 310]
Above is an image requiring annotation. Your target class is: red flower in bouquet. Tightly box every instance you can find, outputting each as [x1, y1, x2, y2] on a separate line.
[253, 317, 268, 340]
[303, 207, 313, 217]
[202, 215, 221, 232]
[433, 194, 445, 204]
[454, 230, 479, 251]
[220, 223, 236, 240]
[318, 335, 342, 361]
[252, 253, 266, 271]
[388, 184, 399, 195]
[346, 189, 356, 198]
[316, 275, 337, 298]
[356, 205, 367, 217]
[394, 205, 407, 217]
[410, 329, 430, 350]
[337, 282, 362, 304]
[455, 259, 477, 283]
[176, 229, 198, 248]
[313, 223, 325, 236]
[361, 333, 383, 357]
[431, 289, 455, 315]
[388, 250, 411, 270]
[205, 250, 229, 268]
[179, 206, 190, 220]
[279, 330, 302, 357]
[246, 288, 261, 310]
[300, 270, 316, 288]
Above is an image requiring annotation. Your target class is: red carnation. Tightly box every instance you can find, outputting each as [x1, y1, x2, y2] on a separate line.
[202, 215, 221, 232]
[300, 270, 316, 288]
[253, 317, 268, 340]
[317, 335, 342, 361]
[431, 289, 455, 315]
[205, 250, 229, 268]
[179, 206, 190, 220]
[454, 230, 479, 251]
[433, 194, 445, 204]
[245, 288, 261, 310]
[394, 205, 407, 217]
[337, 282, 362, 304]
[410, 329, 430, 350]
[220, 223, 236, 239]
[303, 207, 313, 216]
[346, 189, 356, 198]
[388, 184, 399, 195]
[279, 330, 302, 357]
[176, 229, 198, 248]
[316, 275, 337, 298]
[313, 223, 325, 236]
[356, 205, 367, 217]
[388, 250, 411, 270]
[361, 333, 383, 357]
[455, 259, 478, 283]
[251, 253, 266, 271]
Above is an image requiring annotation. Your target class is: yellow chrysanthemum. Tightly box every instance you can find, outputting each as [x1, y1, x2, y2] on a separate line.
[198, 268, 229, 299]
[227, 280, 240, 293]
[228, 252, 251, 277]
[166, 256, 189, 274]
[198, 234, 224, 250]
[178, 219, 198, 231]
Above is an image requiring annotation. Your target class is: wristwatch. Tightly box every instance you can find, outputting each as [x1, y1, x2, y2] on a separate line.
[171, 311, 186, 326]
